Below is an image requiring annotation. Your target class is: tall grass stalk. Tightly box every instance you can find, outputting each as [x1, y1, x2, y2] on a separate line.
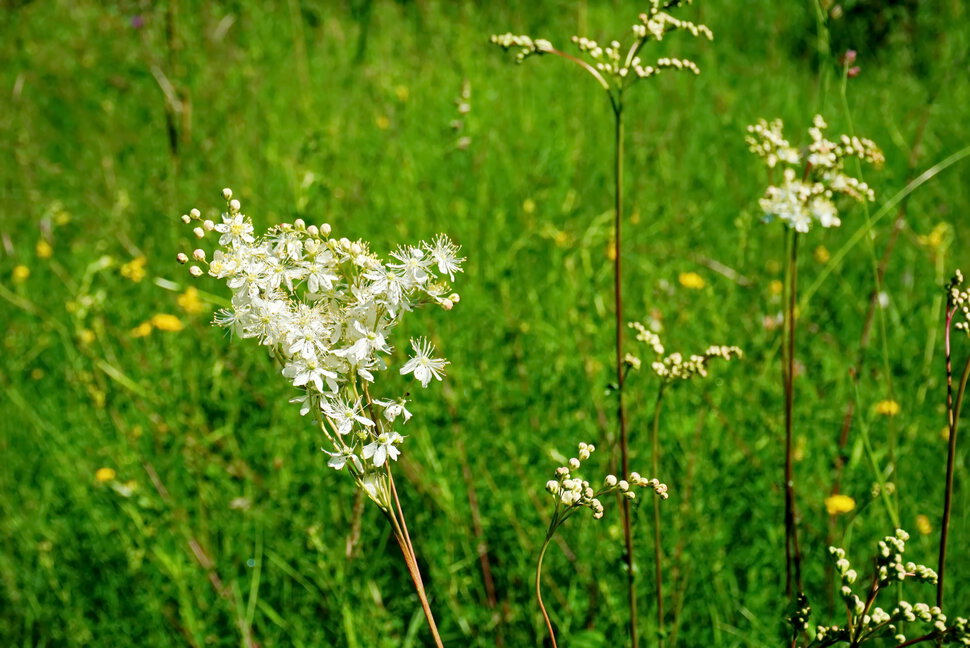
[649, 384, 667, 647]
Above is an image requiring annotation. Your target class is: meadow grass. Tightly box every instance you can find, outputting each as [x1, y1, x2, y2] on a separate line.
[1, 1, 969, 646]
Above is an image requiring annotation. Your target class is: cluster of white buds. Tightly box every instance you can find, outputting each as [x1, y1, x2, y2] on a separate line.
[176, 189, 464, 507]
[628, 321, 742, 384]
[746, 115, 884, 233]
[948, 270, 970, 335]
[796, 530, 969, 648]
[488, 33, 553, 63]
[544, 442, 668, 520]
[788, 593, 812, 633]
[491, 0, 711, 93]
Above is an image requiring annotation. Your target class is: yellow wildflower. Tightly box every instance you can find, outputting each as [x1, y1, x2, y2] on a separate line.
[522, 198, 536, 214]
[917, 223, 952, 251]
[606, 240, 617, 261]
[95, 467, 117, 482]
[12, 265, 30, 282]
[394, 85, 409, 102]
[916, 514, 932, 535]
[770, 279, 783, 295]
[375, 115, 390, 130]
[813, 245, 830, 263]
[120, 256, 147, 283]
[36, 239, 53, 259]
[825, 494, 856, 515]
[176, 286, 205, 315]
[78, 329, 96, 345]
[679, 272, 706, 290]
[130, 321, 153, 338]
[874, 400, 900, 417]
[150, 313, 184, 332]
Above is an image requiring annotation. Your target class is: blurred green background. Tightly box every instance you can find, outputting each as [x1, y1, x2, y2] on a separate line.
[2, 1, 969, 646]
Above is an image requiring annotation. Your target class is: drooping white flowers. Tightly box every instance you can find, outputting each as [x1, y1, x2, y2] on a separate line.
[948, 270, 970, 336]
[177, 188, 464, 504]
[746, 115, 884, 233]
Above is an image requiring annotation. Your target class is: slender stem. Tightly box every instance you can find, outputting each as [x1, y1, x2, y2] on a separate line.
[387, 469, 445, 648]
[937, 305, 969, 607]
[893, 633, 938, 648]
[783, 229, 803, 596]
[612, 102, 638, 648]
[536, 531, 559, 648]
[650, 385, 667, 648]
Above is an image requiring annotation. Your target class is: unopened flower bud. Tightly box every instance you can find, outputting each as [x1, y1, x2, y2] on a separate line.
[625, 491, 636, 500]
[229, 199, 241, 213]
[192, 249, 206, 262]
[222, 188, 232, 201]
[293, 218, 306, 230]
[307, 225, 319, 236]
[176, 252, 189, 264]
[190, 208, 201, 219]
[203, 219, 215, 231]
[180, 214, 191, 224]
[189, 265, 203, 277]
[449, 293, 460, 303]
[568, 457, 581, 470]
[321, 223, 332, 236]
[545, 480, 560, 494]
[605, 475, 618, 487]
[619, 480, 630, 491]
[440, 299, 454, 311]
[193, 227, 205, 239]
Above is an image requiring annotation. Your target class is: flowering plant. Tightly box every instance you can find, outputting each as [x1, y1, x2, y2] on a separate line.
[177, 188, 463, 647]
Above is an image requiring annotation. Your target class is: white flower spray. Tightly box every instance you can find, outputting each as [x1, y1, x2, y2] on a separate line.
[177, 188, 463, 648]
[747, 116, 883, 598]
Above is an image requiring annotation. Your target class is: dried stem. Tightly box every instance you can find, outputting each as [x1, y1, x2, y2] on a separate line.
[783, 229, 804, 596]
[937, 306, 970, 607]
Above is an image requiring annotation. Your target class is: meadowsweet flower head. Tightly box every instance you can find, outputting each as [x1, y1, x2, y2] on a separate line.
[747, 115, 883, 233]
[491, 1, 711, 96]
[177, 189, 464, 510]
[948, 270, 970, 336]
[629, 321, 741, 384]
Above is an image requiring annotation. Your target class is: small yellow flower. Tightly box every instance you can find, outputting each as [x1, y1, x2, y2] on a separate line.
[150, 313, 184, 332]
[679, 272, 706, 290]
[874, 400, 900, 417]
[12, 265, 30, 282]
[394, 85, 409, 102]
[95, 467, 117, 482]
[770, 279, 783, 295]
[813, 245, 830, 263]
[916, 514, 932, 535]
[176, 286, 205, 315]
[375, 115, 390, 130]
[522, 198, 536, 214]
[917, 223, 952, 251]
[120, 256, 147, 283]
[825, 494, 856, 515]
[941, 426, 950, 442]
[78, 329, 96, 345]
[36, 239, 53, 259]
[606, 240, 617, 261]
[130, 321, 153, 338]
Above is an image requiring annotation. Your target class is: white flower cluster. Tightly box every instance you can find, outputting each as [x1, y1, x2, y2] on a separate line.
[628, 321, 742, 383]
[177, 189, 464, 492]
[948, 270, 970, 336]
[746, 115, 884, 233]
[799, 530, 970, 648]
[491, 0, 711, 90]
[545, 442, 668, 520]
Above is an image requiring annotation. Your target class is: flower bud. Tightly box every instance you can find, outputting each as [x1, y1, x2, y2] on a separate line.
[189, 265, 203, 277]
[604, 474, 617, 487]
[192, 249, 206, 262]
[203, 219, 215, 231]
[180, 214, 191, 224]
[229, 199, 241, 213]
[545, 480, 560, 494]
[193, 227, 205, 239]
[568, 457, 581, 470]
[176, 252, 189, 264]
[306, 225, 319, 237]
[321, 223, 332, 236]
[293, 218, 306, 230]
[222, 188, 233, 201]
[190, 208, 201, 219]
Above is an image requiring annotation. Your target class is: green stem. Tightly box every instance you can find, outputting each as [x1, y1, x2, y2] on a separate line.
[536, 528, 559, 648]
[783, 229, 803, 596]
[651, 385, 667, 648]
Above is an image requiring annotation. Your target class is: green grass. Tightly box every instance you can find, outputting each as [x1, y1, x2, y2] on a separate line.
[1, 1, 969, 646]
